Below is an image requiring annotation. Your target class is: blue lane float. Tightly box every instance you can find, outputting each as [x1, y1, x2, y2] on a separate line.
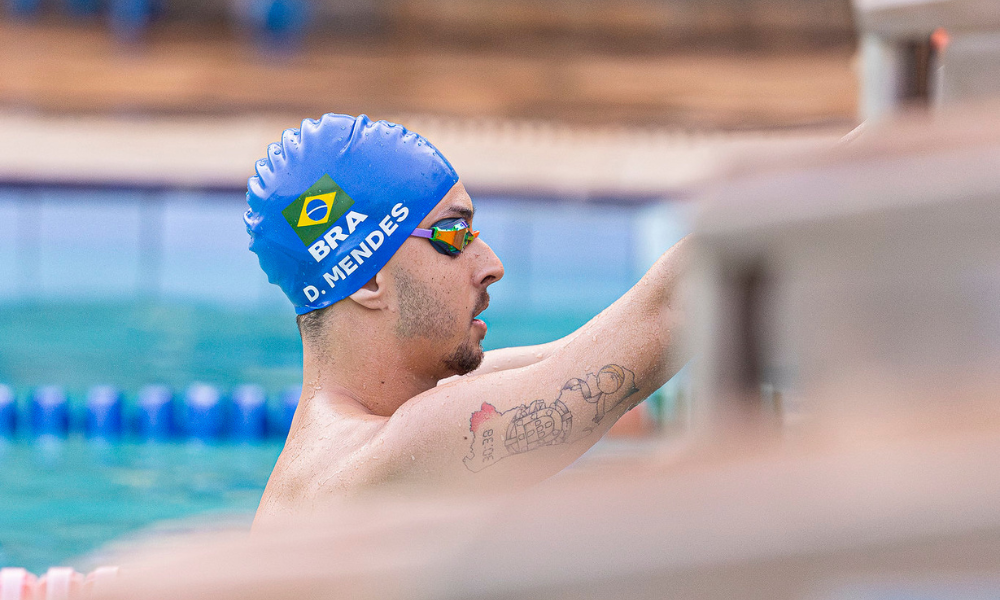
[275, 385, 301, 436]
[0, 384, 15, 437]
[4, 383, 300, 442]
[85, 385, 123, 440]
[231, 384, 267, 441]
[184, 384, 225, 441]
[136, 385, 175, 441]
[30, 386, 69, 438]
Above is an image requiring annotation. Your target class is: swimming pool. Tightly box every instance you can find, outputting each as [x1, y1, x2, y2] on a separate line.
[0, 186, 689, 571]
[0, 438, 281, 573]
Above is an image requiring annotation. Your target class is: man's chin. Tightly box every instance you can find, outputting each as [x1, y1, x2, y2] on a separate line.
[443, 340, 484, 375]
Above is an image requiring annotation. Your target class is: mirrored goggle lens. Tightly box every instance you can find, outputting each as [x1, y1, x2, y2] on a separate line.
[428, 218, 479, 255]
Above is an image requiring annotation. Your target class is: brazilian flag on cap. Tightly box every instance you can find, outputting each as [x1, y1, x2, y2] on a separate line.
[282, 174, 355, 246]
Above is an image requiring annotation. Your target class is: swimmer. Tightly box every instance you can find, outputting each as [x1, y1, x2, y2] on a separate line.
[245, 114, 689, 526]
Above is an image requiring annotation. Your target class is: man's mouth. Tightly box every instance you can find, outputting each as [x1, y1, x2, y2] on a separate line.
[473, 294, 490, 319]
[472, 294, 490, 334]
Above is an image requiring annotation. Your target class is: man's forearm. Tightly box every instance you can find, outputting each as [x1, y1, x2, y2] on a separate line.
[456, 240, 691, 473]
[549, 236, 689, 392]
[635, 235, 689, 314]
[548, 236, 688, 364]
[462, 342, 561, 378]
[458, 238, 689, 384]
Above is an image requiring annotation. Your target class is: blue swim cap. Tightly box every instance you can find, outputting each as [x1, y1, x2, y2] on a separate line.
[245, 114, 459, 314]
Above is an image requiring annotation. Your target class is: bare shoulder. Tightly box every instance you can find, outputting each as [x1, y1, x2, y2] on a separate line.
[254, 401, 392, 523]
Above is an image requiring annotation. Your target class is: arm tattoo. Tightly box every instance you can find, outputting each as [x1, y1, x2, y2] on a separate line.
[463, 364, 638, 472]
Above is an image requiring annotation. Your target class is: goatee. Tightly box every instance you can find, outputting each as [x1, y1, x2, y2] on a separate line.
[443, 339, 484, 375]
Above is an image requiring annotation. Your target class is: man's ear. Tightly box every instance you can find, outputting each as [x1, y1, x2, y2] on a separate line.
[348, 271, 387, 310]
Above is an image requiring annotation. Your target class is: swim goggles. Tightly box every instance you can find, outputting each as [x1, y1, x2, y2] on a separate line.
[410, 217, 480, 256]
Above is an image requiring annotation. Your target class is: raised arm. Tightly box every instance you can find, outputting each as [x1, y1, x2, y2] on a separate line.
[450, 247, 671, 380]
[442, 342, 563, 380]
[442, 325, 579, 380]
[378, 237, 690, 488]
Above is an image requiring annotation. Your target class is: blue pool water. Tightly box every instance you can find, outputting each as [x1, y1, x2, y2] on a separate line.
[0, 438, 281, 573]
[0, 186, 689, 571]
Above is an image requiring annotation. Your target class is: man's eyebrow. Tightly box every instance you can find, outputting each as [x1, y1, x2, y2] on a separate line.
[444, 206, 474, 221]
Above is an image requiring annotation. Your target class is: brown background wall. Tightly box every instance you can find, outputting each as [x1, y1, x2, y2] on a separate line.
[0, 0, 858, 128]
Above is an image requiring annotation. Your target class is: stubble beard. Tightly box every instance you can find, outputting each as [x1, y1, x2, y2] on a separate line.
[442, 337, 484, 375]
[394, 267, 488, 376]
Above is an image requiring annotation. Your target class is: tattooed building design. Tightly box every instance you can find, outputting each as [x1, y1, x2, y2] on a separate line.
[464, 364, 638, 472]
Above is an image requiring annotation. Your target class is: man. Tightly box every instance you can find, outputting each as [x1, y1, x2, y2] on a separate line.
[246, 114, 688, 526]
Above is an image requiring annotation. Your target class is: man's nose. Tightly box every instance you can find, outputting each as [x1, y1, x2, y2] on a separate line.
[472, 239, 504, 287]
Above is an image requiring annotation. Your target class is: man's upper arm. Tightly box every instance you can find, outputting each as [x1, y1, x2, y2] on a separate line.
[384, 315, 680, 485]
[380, 238, 688, 488]
[382, 352, 660, 488]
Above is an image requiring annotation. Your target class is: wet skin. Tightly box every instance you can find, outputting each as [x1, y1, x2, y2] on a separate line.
[254, 182, 689, 527]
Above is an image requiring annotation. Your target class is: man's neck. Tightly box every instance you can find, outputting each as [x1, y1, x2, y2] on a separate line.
[302, 335, 441, 418]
